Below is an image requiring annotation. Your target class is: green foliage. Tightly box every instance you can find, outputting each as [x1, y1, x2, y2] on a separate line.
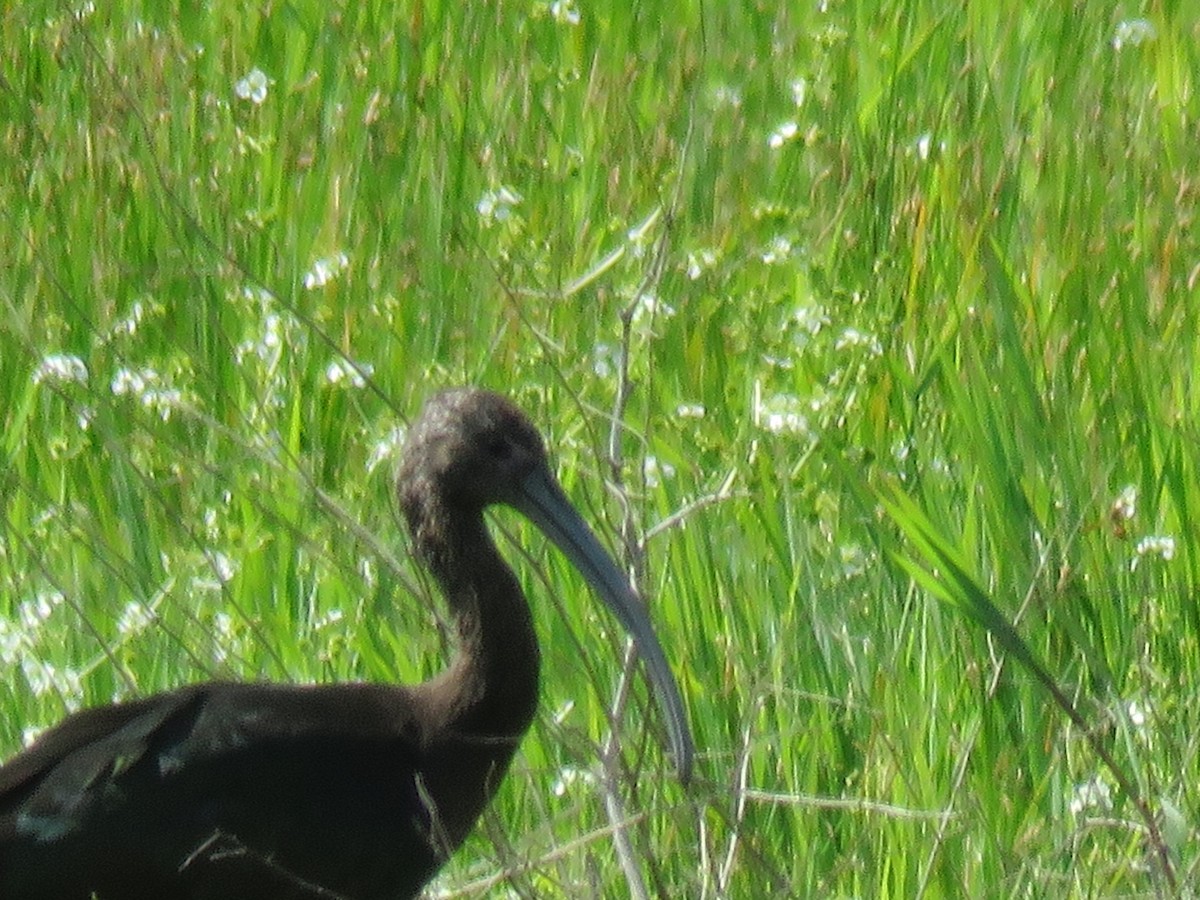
[2, 1, 1197, 895]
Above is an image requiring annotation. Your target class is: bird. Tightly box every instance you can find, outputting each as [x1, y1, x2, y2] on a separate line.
[0, 387, 693, 899]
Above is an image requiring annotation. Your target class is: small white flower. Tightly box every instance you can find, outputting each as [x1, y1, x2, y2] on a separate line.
[234, 68, 270, 104]
[111, 367, 154, 396]
[236, 311, 286, 369]
[108, 299, 148, 338]
[840, 542, 868, 578]
[325, 358, 373, 389]
[550, 764, 591, 797]
[303, 252, 349, 290]
[148, 389, 182, 419]
[791, 77, 808, 107]
[929, 455, 953, 477]
[909, 132, 948, 161]
[112, 368, 186, 420]
[762, 235, 793, 265]
[1132, 535, 1176, 570]
[22, 658, 83, 710]
[117, 602, 155, 636]
[712, 83, 742, 109]
[359, 556, 377, 591]
[630, 292, 675, 333]
[792, 304, 829, 348]
[19, 592, 62, 632]
[768, 120, 799, 149]
[261, 313, 282, 352]
[835, 327, 882, 356]
[1070, 776, 1112, 814]
[476, 186, 522, 224]
[916, 132, 932, 161]
[549, 0, 580, 25]
[1112, 19, 1156, 51]
[676, 403, 706, 419]
[756, 392, 809, 437]
[592, 342, 618, 378]
[193, 552, 238, 593]
[0, 619, 26, 667]
[686, 248, 718, 280]
[314, 608, 345, 630]
[210, 552, 236, 584]
[643, 455, 675, 489]
[1111, 484, 1137, 523]
[1126, 699, 1146, 729]
[367, 425, 407, 475]
[33, 354, 88, 386]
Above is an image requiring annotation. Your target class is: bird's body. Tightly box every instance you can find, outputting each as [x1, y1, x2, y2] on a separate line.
[2, 683, 448, 899]
[0, 388, 692, 899]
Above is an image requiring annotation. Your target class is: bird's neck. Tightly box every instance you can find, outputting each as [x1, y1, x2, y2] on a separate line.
[423, 515, 541, 744]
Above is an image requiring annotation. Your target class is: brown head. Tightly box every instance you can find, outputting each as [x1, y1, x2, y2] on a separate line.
[398, 389, 547, 523]
[397, 388, 694, 783]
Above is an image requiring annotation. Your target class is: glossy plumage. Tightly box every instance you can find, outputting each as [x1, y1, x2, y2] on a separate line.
[0, 387, 692, 899]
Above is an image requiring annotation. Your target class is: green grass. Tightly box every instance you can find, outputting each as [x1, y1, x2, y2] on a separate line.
[3, 2, 1198, 896]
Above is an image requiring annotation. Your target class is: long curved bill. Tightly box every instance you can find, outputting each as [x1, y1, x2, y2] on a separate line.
[514, 467, 694, 784]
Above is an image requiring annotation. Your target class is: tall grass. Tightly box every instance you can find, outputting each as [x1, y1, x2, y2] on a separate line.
[2, 2, 1197, 896]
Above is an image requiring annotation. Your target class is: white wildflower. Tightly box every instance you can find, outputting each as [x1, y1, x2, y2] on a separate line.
[21, 658, 84, 710]
[117, 602, 155, 636]
[33, 354, 88, 386]
[630, 292, 675, 334]
[1070, 776, 1112, 814]
[1112, 19, 1156, 50]
[476, 186, 522, 224]
[686, 248, 718, 280]
[303, 252, 349, 289]
[711, 83, 743, 109]
[1111, 484, 1137, 523]
[592, 342, 618, 378]
[1126, 699, 1146, 729]
[234, 67, 270, 104]
[762, 235, 793, 265]
[835, 327, 882, 356]
[756, 392, 809, 437]
[314, 608, 345, 630]
[367, 425, 407, 475]
[1131, 535, 1176, 570]
[549, 0, 581, 26]
[643, 455, 675, 489]
[840, 543, 868, 578]
[791, 77, 808, 107]
[19, 592, 63, 632]
[792, 304, 829, 349]
[768, 120, 799, 149]
[326, 358, 373, 388]
[551, 765, 587, 797]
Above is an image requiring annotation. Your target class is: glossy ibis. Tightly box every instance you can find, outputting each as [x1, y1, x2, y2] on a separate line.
[0, 387, 693, 899]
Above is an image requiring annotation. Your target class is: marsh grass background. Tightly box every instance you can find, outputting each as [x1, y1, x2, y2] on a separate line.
[2, 2, 1198, 896]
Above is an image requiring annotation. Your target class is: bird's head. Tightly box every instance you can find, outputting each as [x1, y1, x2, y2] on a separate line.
[398, 388, 549, 518]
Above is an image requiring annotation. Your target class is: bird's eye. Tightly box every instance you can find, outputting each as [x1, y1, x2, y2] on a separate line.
[486, 436, 512, 460]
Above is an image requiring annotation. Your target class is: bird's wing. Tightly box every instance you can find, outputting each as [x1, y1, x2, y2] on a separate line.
[0, 683, 439, 898]
[0, 681, 424, 842]
[0, 684, 212, 838]
[0, 687, 205, 804]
